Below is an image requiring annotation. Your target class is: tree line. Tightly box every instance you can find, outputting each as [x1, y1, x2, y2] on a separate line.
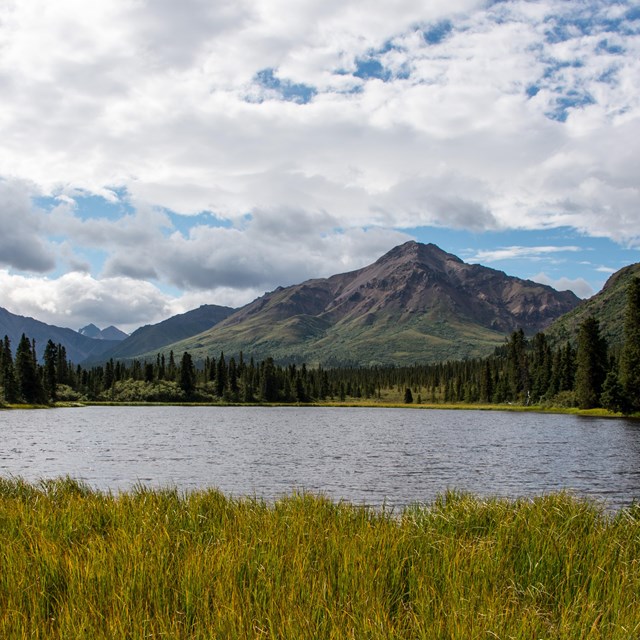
[2, 278, 640, 415]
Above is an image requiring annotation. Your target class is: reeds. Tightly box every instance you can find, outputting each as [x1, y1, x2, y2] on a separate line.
[1, 478, 639, 638]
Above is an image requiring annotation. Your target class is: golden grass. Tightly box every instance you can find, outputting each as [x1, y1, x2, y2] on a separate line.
[1, 478, 640, 638]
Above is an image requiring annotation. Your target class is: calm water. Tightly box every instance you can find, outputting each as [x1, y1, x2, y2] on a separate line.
[2, 406, 640, 509]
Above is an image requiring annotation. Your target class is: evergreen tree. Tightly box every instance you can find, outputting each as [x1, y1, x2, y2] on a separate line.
[619, 277, 640, 413]
[260, 358, 279, 402]
[506, 329, 529, 402]
[559, 342, 575, 392]
[104, 359, 115, 390]
[216, 352, 227, 397]
[575, 316, 607, 409]
[530, 332, 552, 401]
[43, 339, 58, 402]
[227, 357, 239, 399]
[601, 369, 624, 413]
[479, 360, 493, 403]
[179, 352, 197, 398]
[14, 334, 45, 404]
[403, 387, 413, 404]
[144, 363, 155, 383]
[1, 336, 18, 403]
[167, 351, 177, 380]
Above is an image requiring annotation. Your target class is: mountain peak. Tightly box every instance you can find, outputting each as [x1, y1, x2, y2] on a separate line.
[377, 241, 463, 270]
[156, 241, 580, 366]
[79, 324, 128, 341]
[78, 323, 101, 338]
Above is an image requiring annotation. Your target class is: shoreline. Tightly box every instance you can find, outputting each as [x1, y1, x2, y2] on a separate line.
[2, 399, 636, 419]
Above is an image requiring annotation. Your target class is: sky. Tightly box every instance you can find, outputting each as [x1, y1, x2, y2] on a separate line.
[0, 0, 639, 334]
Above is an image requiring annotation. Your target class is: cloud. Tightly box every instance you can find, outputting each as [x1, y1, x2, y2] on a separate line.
[0, 0, 637, 247]
[100, 209, 412, 291]
[530, 272, 595, 299]
[0, 270, 173, 333]
[0, 179, 56, 272]
[470, 245, 582, 263]
[0, 0, 639, 331]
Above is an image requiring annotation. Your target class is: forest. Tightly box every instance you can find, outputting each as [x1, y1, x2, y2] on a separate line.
[2, 278, 639, 415]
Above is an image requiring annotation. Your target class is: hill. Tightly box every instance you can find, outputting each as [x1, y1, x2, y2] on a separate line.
[144, 241, 580, 366]
[545, 262, 640, 348]
[0, 306, 119, 363]
[92, 304, 235, 362]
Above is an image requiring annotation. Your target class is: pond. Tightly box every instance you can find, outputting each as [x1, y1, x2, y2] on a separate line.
[2, 406, 640, 509]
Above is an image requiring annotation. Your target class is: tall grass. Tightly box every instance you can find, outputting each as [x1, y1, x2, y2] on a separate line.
[1, 478, 639, 638]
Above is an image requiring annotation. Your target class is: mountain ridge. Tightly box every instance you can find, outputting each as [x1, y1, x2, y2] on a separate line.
[141, 241, 580, 366]
[89, 304, 236, 363]
[0, 306, 120, 363]
[545, 261, 640, 347]
[79, 324, 128, 341]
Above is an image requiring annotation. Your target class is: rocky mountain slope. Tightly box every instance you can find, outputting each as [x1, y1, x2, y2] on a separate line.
[146, 241, 580, 366]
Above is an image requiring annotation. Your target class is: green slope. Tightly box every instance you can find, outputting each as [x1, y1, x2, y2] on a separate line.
[545, 263, 640, 347]
[89, 304, 235, 362]
[141, 310, 512, 366]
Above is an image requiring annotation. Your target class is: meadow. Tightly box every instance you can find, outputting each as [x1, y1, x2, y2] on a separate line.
[1, 477, 639, 638]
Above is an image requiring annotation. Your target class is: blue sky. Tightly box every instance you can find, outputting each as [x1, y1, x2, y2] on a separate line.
[0, 0, 639, 332]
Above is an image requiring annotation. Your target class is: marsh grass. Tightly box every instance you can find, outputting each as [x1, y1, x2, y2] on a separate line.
[1, 478, 639, 639]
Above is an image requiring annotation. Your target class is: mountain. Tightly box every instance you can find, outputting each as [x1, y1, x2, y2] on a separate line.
[79, 324, 128, 341]
[0, 307, 120, 363]
[99, 326, 129, 341]
[141, 241, 580, 366]
[78, 323, 101, 339]
[91, 304, 236, 362]
[545, 262, 640, 348]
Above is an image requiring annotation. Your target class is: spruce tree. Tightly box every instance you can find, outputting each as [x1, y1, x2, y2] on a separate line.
[619, 277, 640, 413]
[575, 317, 607, 409]
[43, 339, 58, 402]
[506, 329, 529, 402]
[179, 352, 196, 398]
[1, 336, 18, 403]
[216, 352, 227, 397]
[14, 334, 45, 404]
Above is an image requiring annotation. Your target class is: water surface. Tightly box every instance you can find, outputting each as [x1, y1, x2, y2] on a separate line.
[2, 406, 640, 509]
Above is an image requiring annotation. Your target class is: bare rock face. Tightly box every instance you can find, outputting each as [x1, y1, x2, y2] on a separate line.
[224, 241, 579, 335]
[165, 241, 581, 366]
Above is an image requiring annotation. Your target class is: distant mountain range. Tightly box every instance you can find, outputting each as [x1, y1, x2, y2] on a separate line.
[133, 241, 580, 366]
[87, 304, 235, 363]
[0, 307, 121, 363]
[79, 324, 129, 341]
[7, 241, 635, 367]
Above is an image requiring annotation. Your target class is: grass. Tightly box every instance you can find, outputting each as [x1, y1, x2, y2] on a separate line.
[1, 478, 640, 638]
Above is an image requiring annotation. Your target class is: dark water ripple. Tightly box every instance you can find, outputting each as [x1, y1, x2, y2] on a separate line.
[1, 406, 640, 509]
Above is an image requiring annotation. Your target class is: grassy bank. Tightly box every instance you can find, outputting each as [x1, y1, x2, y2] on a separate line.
[1, 478, 639, 638]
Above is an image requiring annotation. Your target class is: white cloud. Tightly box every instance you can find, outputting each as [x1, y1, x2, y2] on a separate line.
[0, 0, 639, 330]
[470, 245, 582, 263]
[0, 0, 637, 245]
[0, 270, 173, 333]
[530, 272, 595, 299]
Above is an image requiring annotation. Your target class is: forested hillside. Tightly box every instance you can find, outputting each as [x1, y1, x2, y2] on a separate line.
[2, 278, 639, 414]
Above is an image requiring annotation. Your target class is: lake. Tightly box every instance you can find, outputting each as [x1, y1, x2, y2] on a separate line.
[2, 406, 640, 509]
